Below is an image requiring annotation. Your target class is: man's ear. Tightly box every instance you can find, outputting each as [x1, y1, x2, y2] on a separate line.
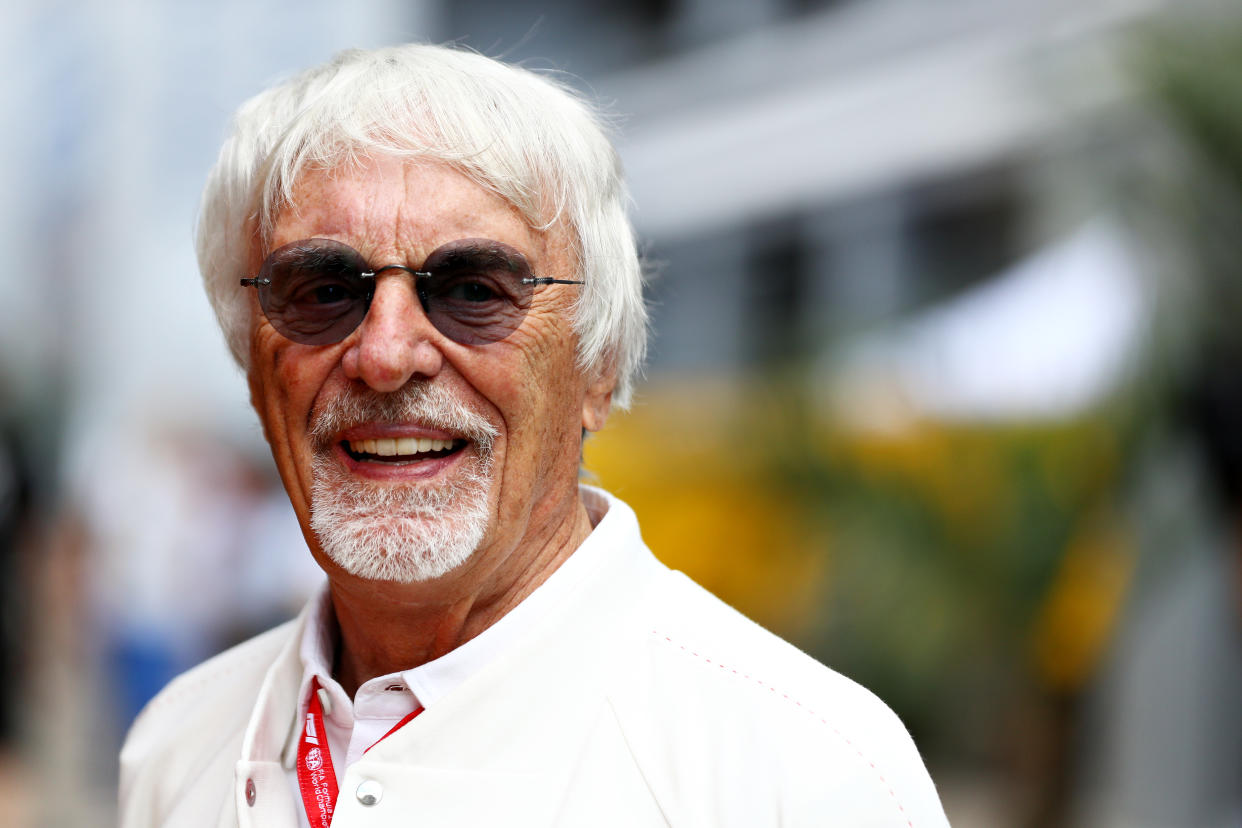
[581, 366, 616, 433]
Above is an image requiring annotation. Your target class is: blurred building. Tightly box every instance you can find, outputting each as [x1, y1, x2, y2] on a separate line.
[0, 0, 1183, 427]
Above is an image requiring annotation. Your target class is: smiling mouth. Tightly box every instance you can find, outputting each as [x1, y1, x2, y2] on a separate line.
[342, 437, 468, 465]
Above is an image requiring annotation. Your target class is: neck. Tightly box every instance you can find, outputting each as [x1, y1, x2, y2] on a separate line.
[325, 494, 595, 698]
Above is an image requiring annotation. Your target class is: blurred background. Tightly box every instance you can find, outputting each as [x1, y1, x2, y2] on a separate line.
[3, 0, 1242, 825]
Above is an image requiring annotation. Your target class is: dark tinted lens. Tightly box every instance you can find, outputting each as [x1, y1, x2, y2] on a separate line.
[418, 239, 533, 345]
[257, 239, 372, 345]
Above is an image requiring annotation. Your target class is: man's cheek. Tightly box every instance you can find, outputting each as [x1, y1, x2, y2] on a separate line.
[273, 349, 342, 422]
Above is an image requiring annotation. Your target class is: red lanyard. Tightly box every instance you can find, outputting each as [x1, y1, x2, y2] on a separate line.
[296, 677, 423, 826]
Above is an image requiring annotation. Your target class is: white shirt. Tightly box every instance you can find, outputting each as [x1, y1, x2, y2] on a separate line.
[285, 490, 615, 824]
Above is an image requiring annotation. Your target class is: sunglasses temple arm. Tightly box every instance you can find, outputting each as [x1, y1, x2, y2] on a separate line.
[240, 278, 270, 287]
[524, 278, 585, 285]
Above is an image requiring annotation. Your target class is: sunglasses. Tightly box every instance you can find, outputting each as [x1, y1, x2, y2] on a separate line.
[241, 237, 584, 346]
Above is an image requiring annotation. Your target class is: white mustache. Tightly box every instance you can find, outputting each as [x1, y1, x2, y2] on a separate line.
[309, 382, 498, 453]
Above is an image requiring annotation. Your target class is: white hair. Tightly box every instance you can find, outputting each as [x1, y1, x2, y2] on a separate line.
[196, 43, 647, 408]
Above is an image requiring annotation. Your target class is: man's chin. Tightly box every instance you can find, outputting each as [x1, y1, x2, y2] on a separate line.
[313, 516, 484, 583]
[309, 445, 493, 582]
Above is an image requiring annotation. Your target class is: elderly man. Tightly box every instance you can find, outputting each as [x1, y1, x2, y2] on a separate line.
[120, 44, 949, 827]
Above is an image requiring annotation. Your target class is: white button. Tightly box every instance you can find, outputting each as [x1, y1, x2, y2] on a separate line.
[245, 778, 256, 807]
[356, 779, 383, 807]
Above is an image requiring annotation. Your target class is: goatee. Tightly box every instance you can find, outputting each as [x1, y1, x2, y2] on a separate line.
[307, 382, 498, 583]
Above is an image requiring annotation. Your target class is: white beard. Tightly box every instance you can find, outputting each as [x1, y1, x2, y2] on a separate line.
[307, 383, 498, 583]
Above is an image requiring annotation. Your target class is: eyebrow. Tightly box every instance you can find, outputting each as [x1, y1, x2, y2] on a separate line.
[422, 238, 530, 274]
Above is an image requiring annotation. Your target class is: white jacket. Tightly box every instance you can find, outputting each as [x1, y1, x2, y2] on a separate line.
[120, 493, 949, 827]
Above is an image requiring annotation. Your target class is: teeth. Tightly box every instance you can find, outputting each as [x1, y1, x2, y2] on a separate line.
[347, 437, 455, 456]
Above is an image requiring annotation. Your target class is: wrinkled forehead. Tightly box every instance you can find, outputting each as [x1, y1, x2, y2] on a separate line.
[254, 155, 575, 275]
[257, 133, 559, 238]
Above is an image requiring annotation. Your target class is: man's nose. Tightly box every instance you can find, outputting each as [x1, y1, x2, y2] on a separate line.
[341, 276, 445, 392]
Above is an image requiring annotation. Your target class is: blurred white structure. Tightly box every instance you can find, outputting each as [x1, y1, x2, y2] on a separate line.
[827, 219, 1147, 426]
[608, 0, 1154, 241]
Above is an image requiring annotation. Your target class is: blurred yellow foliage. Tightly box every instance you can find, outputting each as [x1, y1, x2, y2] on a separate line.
[585, 379, 827, 638]
[1029, 515, 1132, 691]
[587, 375, 1132, 694]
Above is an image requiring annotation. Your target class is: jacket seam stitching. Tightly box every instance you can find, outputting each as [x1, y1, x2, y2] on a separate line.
[649, 628, 915, 828]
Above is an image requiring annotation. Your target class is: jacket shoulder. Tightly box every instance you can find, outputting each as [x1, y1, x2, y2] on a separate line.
[614, 571, 949, 826]
[119, 621, 296, 824]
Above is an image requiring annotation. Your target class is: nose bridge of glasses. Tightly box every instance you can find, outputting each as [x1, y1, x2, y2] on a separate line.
[361, 264, 435, 311]
[360, 264, 432, 281]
